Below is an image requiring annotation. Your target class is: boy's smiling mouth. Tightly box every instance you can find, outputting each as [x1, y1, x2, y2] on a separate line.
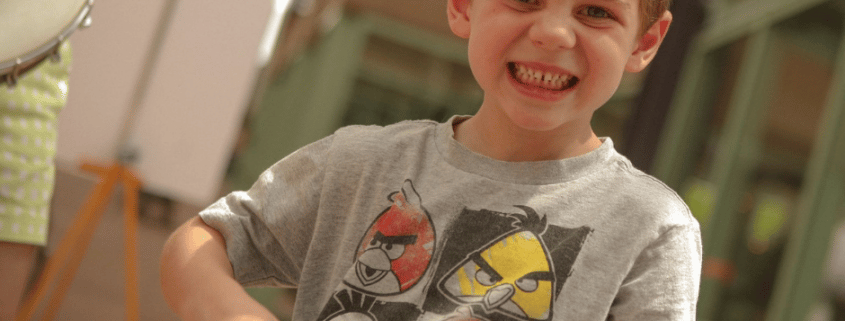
[508, 62, 579, 91]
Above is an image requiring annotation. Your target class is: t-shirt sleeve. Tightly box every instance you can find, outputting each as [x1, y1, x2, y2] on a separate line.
[608, 222, 702, 320]
[198, 134, 335, 288]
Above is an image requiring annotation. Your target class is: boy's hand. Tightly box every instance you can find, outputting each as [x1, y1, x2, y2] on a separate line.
[160, 217, 280, 321]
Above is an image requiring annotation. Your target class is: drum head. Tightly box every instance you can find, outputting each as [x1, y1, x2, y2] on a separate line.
[0, 0, 88, 65]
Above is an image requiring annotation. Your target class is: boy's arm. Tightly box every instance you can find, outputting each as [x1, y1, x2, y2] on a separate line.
[160, 216, 280, 321]
[610, 223, 702, 320]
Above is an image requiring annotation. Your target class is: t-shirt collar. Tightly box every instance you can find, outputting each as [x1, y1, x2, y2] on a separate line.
[435, 115, 616, 185]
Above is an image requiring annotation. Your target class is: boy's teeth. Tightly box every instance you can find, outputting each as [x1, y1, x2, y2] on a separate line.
[521, 72, 531, 83]
[512, 63, 573, 90]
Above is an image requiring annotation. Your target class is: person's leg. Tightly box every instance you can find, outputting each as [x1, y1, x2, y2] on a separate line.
[0, 42, 72, 321]
[0, 241, 36, 321]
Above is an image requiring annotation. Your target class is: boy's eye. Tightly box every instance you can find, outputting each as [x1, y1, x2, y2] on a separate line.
[513, 0, 540, 6]
[580, 6, 613, 19]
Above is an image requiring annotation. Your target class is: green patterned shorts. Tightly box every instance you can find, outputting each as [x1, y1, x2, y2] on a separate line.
[0, 43, 71, 246]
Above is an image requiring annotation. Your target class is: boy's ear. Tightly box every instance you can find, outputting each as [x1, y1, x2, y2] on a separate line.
[447, 0, 471, 39]
[626, 10, 672, 72]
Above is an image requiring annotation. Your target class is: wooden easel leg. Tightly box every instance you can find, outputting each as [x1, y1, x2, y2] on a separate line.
[14, 164, 118, 321]
[41, 165, 123, 321]
[122, 167, 140, 321]
[15, 163, 142, 321]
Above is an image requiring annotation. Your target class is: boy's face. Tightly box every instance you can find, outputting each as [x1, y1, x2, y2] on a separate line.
[448, 0, 671, 133]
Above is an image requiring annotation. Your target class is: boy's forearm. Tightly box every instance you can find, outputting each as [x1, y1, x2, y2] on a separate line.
[160, 217, 279, 321]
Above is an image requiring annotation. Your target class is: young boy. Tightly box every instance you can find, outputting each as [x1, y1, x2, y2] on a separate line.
[160, 0, 701, 319]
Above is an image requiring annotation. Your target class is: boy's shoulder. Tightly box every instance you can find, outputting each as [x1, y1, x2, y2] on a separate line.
[603, 155, 697, 227]
[331, 118, 442, 148]
[335, 119, 440, 136]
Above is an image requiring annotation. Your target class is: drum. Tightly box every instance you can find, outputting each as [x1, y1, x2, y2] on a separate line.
[0, 0, 93, 86]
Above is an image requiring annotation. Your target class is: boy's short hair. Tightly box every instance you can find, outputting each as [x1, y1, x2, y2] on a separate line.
[641, 0, 672, 35]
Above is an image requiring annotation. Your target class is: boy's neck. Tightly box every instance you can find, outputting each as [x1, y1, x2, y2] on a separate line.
[453, 113, 603, 162]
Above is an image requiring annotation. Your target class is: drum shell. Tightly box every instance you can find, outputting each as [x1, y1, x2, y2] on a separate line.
[0, 0, 91, 84]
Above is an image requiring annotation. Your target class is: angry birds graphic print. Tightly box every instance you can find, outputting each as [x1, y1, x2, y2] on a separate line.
[439, 206, 555, 320]
[342, 179, 436, 295]
[319, 179, 593, 321]
[423, 206, 592, 321]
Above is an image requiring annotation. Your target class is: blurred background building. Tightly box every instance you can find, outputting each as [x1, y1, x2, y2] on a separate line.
[24, 0, 845, 319]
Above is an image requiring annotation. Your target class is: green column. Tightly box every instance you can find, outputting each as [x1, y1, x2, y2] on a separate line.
[766, 24, 845, 321]
[652, 45, 718, 190]
[229, 15, 373, 190]
[696, 27, 779, 321]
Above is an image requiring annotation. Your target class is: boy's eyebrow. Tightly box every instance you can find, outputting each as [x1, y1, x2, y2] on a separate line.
[596, 0, 632, 8]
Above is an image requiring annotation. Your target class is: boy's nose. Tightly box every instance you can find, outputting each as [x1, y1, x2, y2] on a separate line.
[528, 13, 576, 51]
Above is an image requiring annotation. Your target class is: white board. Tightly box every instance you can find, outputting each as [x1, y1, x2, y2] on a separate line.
[57, 0, 273, 206]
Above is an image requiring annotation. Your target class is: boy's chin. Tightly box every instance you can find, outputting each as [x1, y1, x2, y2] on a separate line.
[504, 112, 569, 133]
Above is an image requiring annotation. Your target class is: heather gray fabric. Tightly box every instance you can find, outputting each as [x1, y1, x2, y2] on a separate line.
[200, 116, 701, 321]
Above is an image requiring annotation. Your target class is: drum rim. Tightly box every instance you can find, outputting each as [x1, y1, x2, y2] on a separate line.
[0, 0, 93, 76]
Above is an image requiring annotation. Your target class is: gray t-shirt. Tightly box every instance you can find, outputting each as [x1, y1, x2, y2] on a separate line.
[200, 116, 702, 321]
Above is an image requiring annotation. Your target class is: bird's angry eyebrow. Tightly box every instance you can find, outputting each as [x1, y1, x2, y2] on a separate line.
[373, 231, 418, 245]
[470, 252, 503, 283]
[521, 271, 554, 281]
